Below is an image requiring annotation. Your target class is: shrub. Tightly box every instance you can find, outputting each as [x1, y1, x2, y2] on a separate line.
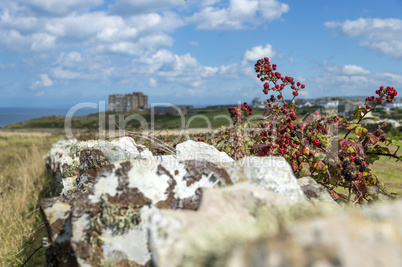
[211, 57, 401, 204]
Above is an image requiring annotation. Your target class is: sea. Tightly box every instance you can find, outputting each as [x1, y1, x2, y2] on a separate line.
[0, 107, 97, 127]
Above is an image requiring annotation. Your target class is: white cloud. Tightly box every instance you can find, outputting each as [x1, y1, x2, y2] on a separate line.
[0, 63, 15, 69]
[306, 61, 402, 97]
[31, 73, 53, 89]
[325, 18, 402, 59]
[149, 77, 158, 87]
[242, 44, 276, 65]
[35, 90, 45, 96]
[56, 51, 82, 66]
[258, 0, 289, 20]
[19, 0, 103, 16]
[130, 49, 220, 87]
[0, 7, 184, 54]
[342, 64, 370, 75]
[30, 32, 56, 51]
[109, 0, 185, 15]
[188, 40, 199, 46]
[188, 0, 289, 30]
[51, 67, 88, 80]
[383, 72, 402, 85]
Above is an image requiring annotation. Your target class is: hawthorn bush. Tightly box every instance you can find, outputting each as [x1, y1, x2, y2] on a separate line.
[210, 57, 401, 204]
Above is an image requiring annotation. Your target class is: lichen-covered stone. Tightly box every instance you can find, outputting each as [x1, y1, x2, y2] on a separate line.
[42, 138, 364, 267]
[223, 199, 402, 267]
[69, 137, 152, 162]
[40, 157, 233, 266]
[146, 183, 293, 267]
[222, 156, 307, 202]
[175, 140, 234, 163]
[297, 176, 342, 210]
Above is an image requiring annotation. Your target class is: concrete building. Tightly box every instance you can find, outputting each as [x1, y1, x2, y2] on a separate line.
[109, 92, 148, 112]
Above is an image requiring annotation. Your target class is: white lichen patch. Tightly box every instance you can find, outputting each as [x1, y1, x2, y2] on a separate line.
[61, 177, 77, 195]
[127, 159, 170, 203]
[71, 214, 91, 244]
[111, 136, 153, 159]
[224, 157, 306, 203]
[44, 200, 71, 227]
[101, 227, 151, 265]
[174, 172, 217, 199]
[89, 166, 119, 203]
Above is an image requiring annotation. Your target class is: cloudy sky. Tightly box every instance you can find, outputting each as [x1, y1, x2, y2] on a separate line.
[0, 0, 402, 108]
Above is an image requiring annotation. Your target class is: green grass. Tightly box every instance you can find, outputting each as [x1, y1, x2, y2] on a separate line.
[0, 132, 62, 266]
[370, 148, 402, 196]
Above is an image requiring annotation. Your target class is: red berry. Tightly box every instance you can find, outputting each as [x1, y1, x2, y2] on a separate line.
[301, 84, 305, 89]
[292, 91, 298, 96]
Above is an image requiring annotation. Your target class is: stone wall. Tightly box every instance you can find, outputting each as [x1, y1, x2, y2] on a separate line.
[40, 137, 402, 266]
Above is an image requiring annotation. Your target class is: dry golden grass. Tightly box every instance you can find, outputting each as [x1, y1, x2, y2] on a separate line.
[0, 132, 62, 266]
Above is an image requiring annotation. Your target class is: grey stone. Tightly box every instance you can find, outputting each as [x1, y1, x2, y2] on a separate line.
[297, 176, 342, 210]
[40, 157, 233, 266]
[146, 183, 293, 267]
[175, 140, 234, 163]
[222, 156, 307, 202]
[223, 199, 402, 267]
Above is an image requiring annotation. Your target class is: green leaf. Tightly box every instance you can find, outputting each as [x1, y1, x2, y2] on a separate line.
[391, 139, 402, 146]
[362, 117, 379, 121]
[345, 123, 360, 130]
[355, 126, 368, 137]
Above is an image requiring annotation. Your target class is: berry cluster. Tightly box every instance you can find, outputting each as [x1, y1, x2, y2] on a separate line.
[255, 57, 305, 101]
[365, 86, 398, 108]
[340, 155, 367, 182]
[228, 102, 253, 125]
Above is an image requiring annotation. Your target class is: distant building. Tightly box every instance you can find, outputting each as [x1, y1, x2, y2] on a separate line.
[251, 97, 266, 108]
[313, 97, 340, 109]
[109, 92, 148, 112]
[294, 99, 313, 107]
[384, 97, 402, 112]
[150, 105, 196, 116]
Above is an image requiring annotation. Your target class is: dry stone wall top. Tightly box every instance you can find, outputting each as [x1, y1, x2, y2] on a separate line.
[38, 137, 402, 267]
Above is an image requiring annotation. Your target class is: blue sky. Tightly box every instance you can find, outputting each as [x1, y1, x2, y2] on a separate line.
[0, 0, 402, 108]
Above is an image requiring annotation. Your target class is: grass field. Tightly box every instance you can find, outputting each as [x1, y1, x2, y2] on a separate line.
[371, 149, 402, 196]
[0, 132, 62, 266]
